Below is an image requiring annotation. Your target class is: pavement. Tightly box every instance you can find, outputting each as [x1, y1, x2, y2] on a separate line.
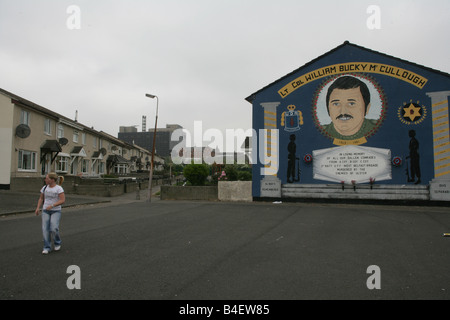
[0, 186, 161, 216]
[1, 193, 450, 302]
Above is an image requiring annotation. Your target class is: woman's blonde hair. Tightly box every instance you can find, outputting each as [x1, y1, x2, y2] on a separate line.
[47, 172, 64, 185]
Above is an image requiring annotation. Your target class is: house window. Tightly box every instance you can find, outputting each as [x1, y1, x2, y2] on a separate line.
[20, 110, 30, 125]
[73, 130, 79, 143]
[82, 159, 89, 174]
[93, 137, 98, 148]
[44, 119, 52, 135]
[99, 162, 105, 174]
[82, 133, 86, 145]
[114, 164, 128, 175]
[57, 124, 64, 139]
[18, 150, 37, 171]
[56, 156, 70, 173]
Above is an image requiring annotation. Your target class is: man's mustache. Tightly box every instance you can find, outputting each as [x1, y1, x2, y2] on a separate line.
[336, 114, 353, 120]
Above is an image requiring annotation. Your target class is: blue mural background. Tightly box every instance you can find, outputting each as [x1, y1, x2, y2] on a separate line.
[248, 43, 450, 197]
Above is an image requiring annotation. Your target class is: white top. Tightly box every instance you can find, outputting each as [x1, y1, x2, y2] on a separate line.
[41, 185, 64, 211]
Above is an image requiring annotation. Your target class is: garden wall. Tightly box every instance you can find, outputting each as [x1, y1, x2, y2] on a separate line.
[160, 186, 218, 201]
[160, 182, 252, 202]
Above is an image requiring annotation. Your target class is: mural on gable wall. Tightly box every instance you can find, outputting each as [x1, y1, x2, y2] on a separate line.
[247, 42, 450, 199]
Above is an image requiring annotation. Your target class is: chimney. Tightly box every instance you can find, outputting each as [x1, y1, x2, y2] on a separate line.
[75, 110, 78, 122]
[142, 116, 147, 132]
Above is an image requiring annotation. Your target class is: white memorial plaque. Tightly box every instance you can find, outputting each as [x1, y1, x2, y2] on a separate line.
[313, 145, 392, 184]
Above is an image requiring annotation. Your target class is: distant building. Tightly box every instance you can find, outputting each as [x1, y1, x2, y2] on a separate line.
[119, 126, 138, 133]
[118, 124, 183, 158]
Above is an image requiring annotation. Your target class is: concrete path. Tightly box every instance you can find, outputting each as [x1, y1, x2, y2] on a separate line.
[0, 186, 160, 216]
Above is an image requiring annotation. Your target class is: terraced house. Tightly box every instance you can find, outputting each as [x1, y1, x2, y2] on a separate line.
[0, 88, 161, 190]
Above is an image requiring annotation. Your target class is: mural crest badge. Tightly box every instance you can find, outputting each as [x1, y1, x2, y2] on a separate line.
[397, 100, 427, 125]
[281, 105, 303, 132]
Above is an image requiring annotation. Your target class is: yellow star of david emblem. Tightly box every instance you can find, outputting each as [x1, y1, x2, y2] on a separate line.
[403, 103, 422, 121]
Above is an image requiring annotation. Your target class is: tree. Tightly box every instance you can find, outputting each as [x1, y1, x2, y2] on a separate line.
[183, 163, 209, 186]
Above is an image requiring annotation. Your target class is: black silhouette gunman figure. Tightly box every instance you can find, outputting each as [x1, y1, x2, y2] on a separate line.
[407, 130, 421, 184]
[287, 134, 300, 183]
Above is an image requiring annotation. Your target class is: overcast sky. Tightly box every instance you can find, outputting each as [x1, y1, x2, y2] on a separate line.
[1, 0, 449, 147]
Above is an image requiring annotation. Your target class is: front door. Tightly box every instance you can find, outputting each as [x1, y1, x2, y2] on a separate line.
[41, 154, 51, 176]
[71, 158, 79, 175]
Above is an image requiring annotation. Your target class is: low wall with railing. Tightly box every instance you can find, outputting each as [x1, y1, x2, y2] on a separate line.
[9, 176, 178, 197]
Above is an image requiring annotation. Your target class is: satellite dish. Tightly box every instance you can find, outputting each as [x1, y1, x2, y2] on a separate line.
[59, 137, 69, 146]
[100, 148, 107, 156]
[15, 124, 31, 138]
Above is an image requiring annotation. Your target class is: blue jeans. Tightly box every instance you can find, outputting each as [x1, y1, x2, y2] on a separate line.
[42, 210, 62, 251]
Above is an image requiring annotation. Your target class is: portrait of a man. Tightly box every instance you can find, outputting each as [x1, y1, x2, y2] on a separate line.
[322, 76, 378, 140]
[312, 74, 385, 144]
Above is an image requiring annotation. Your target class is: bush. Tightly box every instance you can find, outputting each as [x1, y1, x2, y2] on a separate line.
[172, 164, 184, 176]
[183, 163, 209, 186]
[224, 165, 238, 181]
[224, 164, 252, 181]
[101, 174, 118, 179]
[237, 171, 252, 181]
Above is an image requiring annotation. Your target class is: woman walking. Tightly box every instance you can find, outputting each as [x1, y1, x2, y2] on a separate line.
[35, 173, 65, 255]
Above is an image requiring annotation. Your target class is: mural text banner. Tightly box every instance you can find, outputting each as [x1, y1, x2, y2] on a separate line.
[278, 62, 428, 98]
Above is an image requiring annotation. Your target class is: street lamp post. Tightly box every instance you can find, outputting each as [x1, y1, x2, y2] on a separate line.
[145, 93, 159, 202]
